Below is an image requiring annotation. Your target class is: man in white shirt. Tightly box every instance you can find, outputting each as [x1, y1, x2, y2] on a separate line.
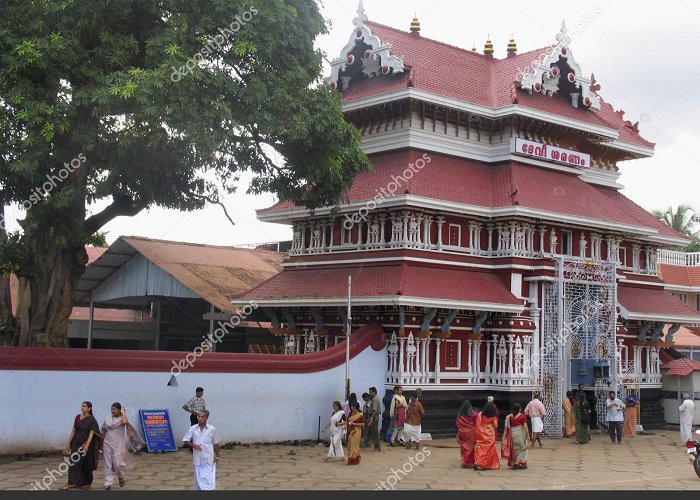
[606, 391, 625, 444]
[183, 410, 221, 490]
[679, 393, 696, 445]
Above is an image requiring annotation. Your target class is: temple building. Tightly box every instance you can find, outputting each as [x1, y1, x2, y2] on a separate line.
[232, 3, 700, 436]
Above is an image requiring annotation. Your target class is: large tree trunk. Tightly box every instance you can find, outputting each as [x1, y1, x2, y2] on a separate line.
[16, 228, 88, 347]
[15, 158, 90, 347]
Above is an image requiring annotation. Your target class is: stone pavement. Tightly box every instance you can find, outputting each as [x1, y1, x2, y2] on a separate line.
[2, 431, 699, 490]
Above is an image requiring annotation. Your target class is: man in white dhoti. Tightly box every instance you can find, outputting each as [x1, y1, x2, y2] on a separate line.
[524, 393, 546, 448]
[679, 393, 695, 445]
[183, 410, 221, 490]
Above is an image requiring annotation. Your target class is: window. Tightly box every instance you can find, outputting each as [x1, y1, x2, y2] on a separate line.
[696, 294, 700, 311]
[448, 224, 461, 247]
[560, 230, 573, 256]
[679, 293, 688, 304]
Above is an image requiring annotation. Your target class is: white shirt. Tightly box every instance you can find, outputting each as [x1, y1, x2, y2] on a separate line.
[606, 398, 625, 422]
[680, 399, 695, 425]
[183, 423, 221, 466]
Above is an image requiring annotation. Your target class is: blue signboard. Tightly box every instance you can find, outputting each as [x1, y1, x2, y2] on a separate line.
[139, 409, 177, 452]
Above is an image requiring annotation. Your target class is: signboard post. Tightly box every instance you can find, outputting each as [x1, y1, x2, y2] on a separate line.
[139, 409, 177, 453]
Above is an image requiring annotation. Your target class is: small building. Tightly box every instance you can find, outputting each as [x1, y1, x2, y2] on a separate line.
[73, 236, 285, 351]
[660, 355, 700, 425]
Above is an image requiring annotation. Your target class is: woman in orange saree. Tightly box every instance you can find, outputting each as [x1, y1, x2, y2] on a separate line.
[456, 400, 478, 469]
[501, 403, 529, 469]
[345, 402, 365, 465]
[563, 391, 576, 437]
[474, 402, 500, 470]
[623, 395, 638, 438]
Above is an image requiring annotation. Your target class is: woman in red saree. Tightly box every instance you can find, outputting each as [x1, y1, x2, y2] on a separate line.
[474, 402, 500, 470]
[501, 403, 529, 469]
[456, 400, 478, 469]
[345, 402, 365, 465]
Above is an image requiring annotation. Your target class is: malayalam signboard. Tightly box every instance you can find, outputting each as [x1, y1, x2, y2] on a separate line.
[139, 409, 177, 452]
[510, 138, 590, 168]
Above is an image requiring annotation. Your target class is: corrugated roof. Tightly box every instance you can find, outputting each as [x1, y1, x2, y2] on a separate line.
[76, 236, 286, 313]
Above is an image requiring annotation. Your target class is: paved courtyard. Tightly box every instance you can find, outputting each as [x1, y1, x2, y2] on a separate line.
[2, 431, 699, 490]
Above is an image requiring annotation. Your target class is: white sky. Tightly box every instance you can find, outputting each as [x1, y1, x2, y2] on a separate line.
[5, 0, 700, 246]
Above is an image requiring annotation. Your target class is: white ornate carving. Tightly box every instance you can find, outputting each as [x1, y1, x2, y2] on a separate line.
[519, 21, 601, 110]
[327, 1, 405, 90]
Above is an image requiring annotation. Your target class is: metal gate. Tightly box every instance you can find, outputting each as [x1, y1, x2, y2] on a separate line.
[539, 258, 617, 437]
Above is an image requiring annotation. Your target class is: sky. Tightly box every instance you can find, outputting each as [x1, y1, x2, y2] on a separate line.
[5, 0, 700, 246]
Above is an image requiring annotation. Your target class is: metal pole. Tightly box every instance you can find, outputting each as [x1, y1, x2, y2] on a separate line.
[87, 295, 94, 349]
[345, 275, 352, 401]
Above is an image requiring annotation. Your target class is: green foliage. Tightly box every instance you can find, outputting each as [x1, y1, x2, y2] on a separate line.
[0, 0, 370, 243]
[653, 205, 700, 252]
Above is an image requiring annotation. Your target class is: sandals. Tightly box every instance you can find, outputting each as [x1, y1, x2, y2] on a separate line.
[119, 478, 125, 487]
[104, 486, 111, 490]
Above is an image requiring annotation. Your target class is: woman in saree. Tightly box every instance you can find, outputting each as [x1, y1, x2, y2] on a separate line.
[322, 401, 346, 462]
[563, 391, 576, 437]
[456, 400, 478, 469]
[60, 401, 101, 490]
[101, 402, 135, 489]
[573, 393, 591, 444]
[623, 395, 638, 438]
[501, 403, 529, 469]
[474, 402, 500, 470]
[345, 402, 365, 465]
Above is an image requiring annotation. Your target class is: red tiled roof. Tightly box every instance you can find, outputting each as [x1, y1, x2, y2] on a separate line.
[339, 21, 653, 149]
[260, 150, 683, 239]
[658, 263, 700, 287]
[660, 357, 700, 376]
[120, 236, 286, 313]
[618, 285, 700, 323]
[235, 263, 523, 309]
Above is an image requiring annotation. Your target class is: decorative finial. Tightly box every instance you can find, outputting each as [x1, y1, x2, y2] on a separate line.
[484, 35, 494, 56]
[353, 0, 368, 28]
[471, 43, 477, 52]
[507, 34, 517, 56]
[556, 20, 570, 46]
[410, 13, 420, 34]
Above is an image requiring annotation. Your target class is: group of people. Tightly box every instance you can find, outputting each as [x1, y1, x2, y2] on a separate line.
[562, 385, 639, 445]
[456, 396, 538, 471]
[322, 385, 427, 465]
[59, 401, 145, 490]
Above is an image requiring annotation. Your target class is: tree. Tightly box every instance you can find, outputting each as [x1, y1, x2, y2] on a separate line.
[652, 205, 700, 252]
[0, 0, 370, 346]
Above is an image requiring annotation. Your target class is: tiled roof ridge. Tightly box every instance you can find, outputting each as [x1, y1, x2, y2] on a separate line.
[365, 20, 488, 60]
[120, 235, 280, 253]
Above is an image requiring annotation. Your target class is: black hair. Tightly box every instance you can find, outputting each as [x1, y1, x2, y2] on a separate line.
[196, 387, 204, 393]
[361, 392, 370, 399]
[512, 402, 522, 415]
[111, 402, 122, 412]
[332, 401, 342, 412]
[482, 402, 497, 418]
[349, 393, 358, 406]
[83, 401, 93, 416]
[566, 391, 573, 398]
[351, 401, 361, 411]
[369, 387, 377, 394]
[458, 400, 473, 417]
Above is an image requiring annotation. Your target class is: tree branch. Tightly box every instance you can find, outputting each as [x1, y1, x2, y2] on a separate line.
[188, 192, 236, 227]
[84, 196, 149, 233]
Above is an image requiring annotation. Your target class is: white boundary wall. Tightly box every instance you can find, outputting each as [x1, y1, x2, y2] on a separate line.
[0, 345, 387, 455]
